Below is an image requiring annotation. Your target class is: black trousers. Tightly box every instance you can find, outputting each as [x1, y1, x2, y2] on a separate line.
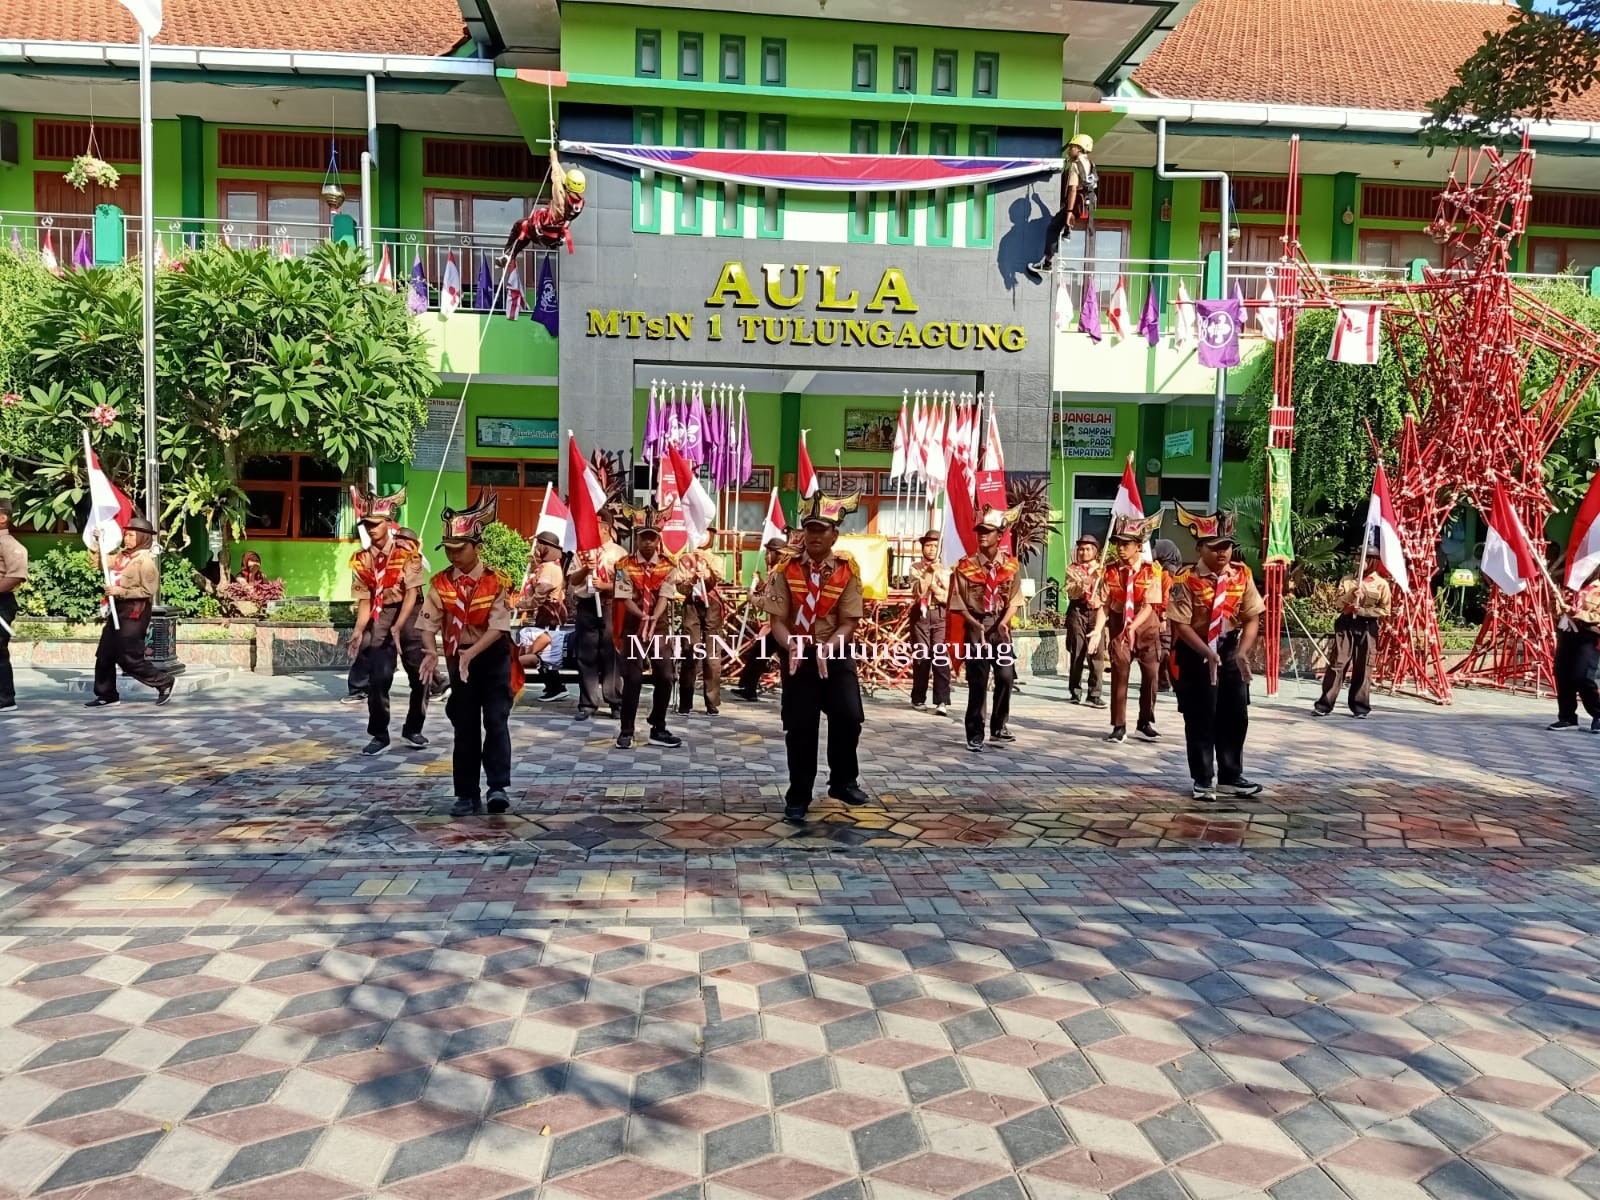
[678, 599, 723, 711]
[359, 611, 431, 739]
[780, 649, 863, 809]
[1066, 604, 1104, 700]
[446, 638, 512, 800]
[574, 599, 621, 712]
[1039, 202, 1094, 263]
[909, 603, 952, 706]
[0, 592, 15, 707]
[1318, 615, 1379, 716]
[1108, 616, 1160, 728]
[1174, 636, 1250, 787]
[93, 599, 173, 701]
[964, 638, 1016, 744]
[619, 638, 675, 737]
[737, 633, 780, 696]
[1555, 627, 1600, 725]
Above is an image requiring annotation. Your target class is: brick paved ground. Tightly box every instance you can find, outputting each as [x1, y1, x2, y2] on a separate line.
[2, 668, 1600, 1199]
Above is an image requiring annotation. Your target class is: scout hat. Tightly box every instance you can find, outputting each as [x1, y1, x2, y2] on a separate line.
[1109, 512, 1162, 544]
[917, 529, 941, 544]
[974, 505, 1021, 534]
[797, 491, 860, 530]
[1075, 533, 1101, 548]
[1066, 133, 1094, 154]
[1176, 504, 1238, 547]
[764, 534, 790, 552]
[125, 514, 156, 535]
[533, 531, 562, 551]
[437, 491, 498, 548]
[350, 484, 405, 527]
[395, 527, 421, 544]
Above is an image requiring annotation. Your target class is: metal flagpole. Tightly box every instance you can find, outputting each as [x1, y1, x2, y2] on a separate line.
[138, 29, 158, 526]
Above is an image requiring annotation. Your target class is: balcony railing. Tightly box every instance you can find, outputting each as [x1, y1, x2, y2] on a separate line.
[0, 210, 558, 314]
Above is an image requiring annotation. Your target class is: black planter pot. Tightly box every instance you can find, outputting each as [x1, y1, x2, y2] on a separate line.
[147, 607, 187, 676]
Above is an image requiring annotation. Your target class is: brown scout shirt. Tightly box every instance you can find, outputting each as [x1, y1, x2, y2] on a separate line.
[950, 551, 1022, 620]
[1339, 573, 1393, 620]
[908, 559, 951, 607]
[567, 541, 628, 599]
[0, 528, 29, 586]
[679, 547, 725, 605]
[415, 563, 515, 650]
[106, 548, 160, 599]
[762, 551, 864, 645]
[1165, 563, 1266, 637]
[349, 540, 424, 606]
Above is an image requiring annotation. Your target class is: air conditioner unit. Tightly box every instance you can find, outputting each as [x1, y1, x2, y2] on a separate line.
[0, 120, 18, 167]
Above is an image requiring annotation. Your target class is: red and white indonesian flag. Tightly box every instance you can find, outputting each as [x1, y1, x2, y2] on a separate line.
[1054, 280, 1074, 333]
[1112, 453, 1144, 521]
[890, 397, 909, 481]
[536, 486, 575, 553]
[797, 429, 819, 498]
[40, 230, 62, 277]
[566, 434, 607, 554]
[505, 265, 525, 320]
[115, 0, 162, 37]
[760, 488, 786, 547]
[666, 444, 716, 547]
[1107, 279, 1130, 339]
[1566, 471, 1600, 589]
[1482, 481, 1541, 597]
[983, 409, 1005, 474]
[373, 244, 394, 288]
[1330, 302, 1383, 365]
[1173, 280, 1196, 345]
[1258, 283, 1280, 342]
[1364, 459, 1410, 594]
[940, 450, 978, 570]
[82, 432, 135, 552]
[440, 252, 462, 317]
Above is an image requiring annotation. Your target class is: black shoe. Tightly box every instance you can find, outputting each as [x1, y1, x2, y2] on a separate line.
[782, 805, 809, 825]
[966, 739, 984, 753]
[84, 697, 120, 708]
[1549, 720, 1579, 731]
[1068, 692, 1082, 706]
[1312, 706, 1332, 717]
[705, 706, 719, 716]
[0, 701, 16, 714]
[155, 684, 173, 707]
[401, 732, 429, 749]
[991, 728, 1016, 743]
[1592, 717, 1600, 734]
[361, 737, 390, 757]
[486, 788, 510, 814]
[1136, 722, 1160, 741]
[1218, 778, 1263, 798]
[605, 707, 621, 720]
[1026, 259, 1051, 276]
[341, 692, 367, 705]
[1106, 726, 1126, 743]
[537, 688, 570, 703]
[678, 706, 693, 715]
[450, 796, 483, 817]
[1086, 697, 1107, 709]
[732, 690, 760, 702]
[649, 727, 683, 748]
[615, 734, 633, 749]
[575, 709, 592, 722]
[828, 784, 869, 807]
[1352, 711, 1369, 720]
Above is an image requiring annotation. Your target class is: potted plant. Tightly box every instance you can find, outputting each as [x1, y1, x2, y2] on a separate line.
[65, 154, 120, 192]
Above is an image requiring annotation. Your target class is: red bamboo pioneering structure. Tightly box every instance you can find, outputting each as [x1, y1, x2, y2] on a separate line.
[1261, 139, 1600, 702]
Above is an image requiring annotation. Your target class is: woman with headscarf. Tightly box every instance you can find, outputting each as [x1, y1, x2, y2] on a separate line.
[234, 550, 266, 586]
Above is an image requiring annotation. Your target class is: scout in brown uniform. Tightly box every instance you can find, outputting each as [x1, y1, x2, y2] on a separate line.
[347, 487, 425, 755]
[391, 526, 441, 740]
[85, 515, 174, 708]
[733, 535, 795, 702]
[1101, 514, 1165, 744]
[567, 508, 628, 721]
[1551, 566, 1600, 733]
[415, 493, 519, 816]
[1165, 514, 1265, 800]
[517, 531, 570, 702]
[1064, 534, 1106, 708]
[1314, 552, 1393, 720]
[611, 506, 684, 750]
[951, 507, 1025, 753]
[0, 496, 28, 713]
[677, 525, 725, 715]
[908, 530, 953, 715]
[763, 492, 869, 823]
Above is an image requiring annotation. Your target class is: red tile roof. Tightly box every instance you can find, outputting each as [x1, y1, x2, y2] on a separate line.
[1133, 0, 1600, 122]
[2, 0, 468, 56]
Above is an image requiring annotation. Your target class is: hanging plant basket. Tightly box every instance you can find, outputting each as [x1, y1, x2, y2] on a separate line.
[65, 155, 120, 192]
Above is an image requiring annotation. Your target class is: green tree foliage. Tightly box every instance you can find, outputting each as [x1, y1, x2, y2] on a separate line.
[15, 546, 105, 622]
[479, 521, 531, 587]
[0, 251, 46, 399]
[0, 241, 438, 545]
[1425, 0, 1600, 144]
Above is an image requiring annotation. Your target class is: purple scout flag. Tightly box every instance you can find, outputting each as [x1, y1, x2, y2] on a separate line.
[687, 386, 708, 466]
[1137, 284, 1160, 346]
[642, 389, 660, 463]
[407, 254, 429, 315]
[706, 388, 723, 486]
[1078, 282, 1102, 344]
[1195, 299, 1243, 368]
[738, 392, 752, 485]
[475, 255, 495, 311]
[533, 257, 559, 337]
[71, 231, 92, 270]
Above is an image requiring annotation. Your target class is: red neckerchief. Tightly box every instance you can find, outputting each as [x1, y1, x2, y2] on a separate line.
[352, 539, 412, 617]
[785, 556, 853, 632]
[956, 552, 1019, 613]
[431, 567, 505, 656]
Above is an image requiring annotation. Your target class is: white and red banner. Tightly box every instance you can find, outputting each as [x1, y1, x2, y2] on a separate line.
[889, 398, 909, 481]
[797, 429, 818, 499]
[565, 434, 607, 554]
[1566, 471, 1600, 589]
[760, 488, 787, 547]
[1107, 279, 1130, 339]
[82, 432, 135, 553]
[1329, 302, 1384, 365]
[1364, 459, 1410, 593]
[940, 451, 978, 570]
[1482, 482, 1541, 597]
[536, 487, 575, 553]
[665, 444, 716, 549]
[504, 265, 525, 320]
[1111, 453, 1144, 521]
[440, 252, 462, 317]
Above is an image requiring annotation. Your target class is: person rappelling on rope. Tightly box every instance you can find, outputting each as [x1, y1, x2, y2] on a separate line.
[1027, 133, 1096, 278]
[502, 148, 587, 261]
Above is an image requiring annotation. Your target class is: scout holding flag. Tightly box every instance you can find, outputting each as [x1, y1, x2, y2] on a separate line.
[611, 505, 684, 750]
[1101, 513, 1165, 744]
[347, 487, 426, 755]
[951, 506, 1025, 753]
[907, 530, 953, 715]
[567, 506, 628, 720]
[416, 493, 521, 817]
[86, 515, 175, 708]
[1165, 511, 1264, 801]
[1063, 534, 1107, 708]
[1314, 551, 1393, 719]
[762, 491, 869, 823]
[676, 525, 726, 716]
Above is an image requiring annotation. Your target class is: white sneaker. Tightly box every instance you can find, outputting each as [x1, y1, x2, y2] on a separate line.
[1192, 783, 1218, 800]
[934, 704, 949, 717]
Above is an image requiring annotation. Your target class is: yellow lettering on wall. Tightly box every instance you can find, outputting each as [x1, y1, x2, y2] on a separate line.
[817, 266, 860, 311]
[865, 268, 919, 314]
[921, 322, 947, 349]
[868, 321, 895, 348]
[763, 264, 809, 309]
[1001, 326, 1027, 351]
[666, 312, 694, 339]
[737, 315, 762, 342]
[587, 310, 620, 337]
[706, 262, 760, 307]
[976, 324, 1001, 351]
[842, 319, 870, 347]
[895, 321, 923, 348]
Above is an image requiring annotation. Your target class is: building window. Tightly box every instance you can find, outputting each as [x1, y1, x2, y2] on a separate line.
[241, 454, 346, 540]
[759, 115, 785, 237]
[890, 123, 916, 242]
[1529, 237, 1600, 277]
[718, 112, 745, 235]
[676, 111, 704, 234]
[851, 122, 877, 241]
[761, 38, 786, 86]
[634, 109, 662, 231]
[720, 35, 745, 84]
[222, 182, 361, 249]
[968, 127, 996, 245]
[929, 124, 955, 243]
[636, 30, 661, 78]
[973, 52, 998, 98]
[853, 45, 877, 91]
[677, 32, 702, 81]
[893, 48, 917, 93]
[932, 50, 957, 96]
[466, 460, 558, 536]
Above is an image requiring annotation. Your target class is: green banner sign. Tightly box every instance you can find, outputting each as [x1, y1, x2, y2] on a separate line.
[1266, 448, 1295, 563]
[1163, 429, 1195, 459]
